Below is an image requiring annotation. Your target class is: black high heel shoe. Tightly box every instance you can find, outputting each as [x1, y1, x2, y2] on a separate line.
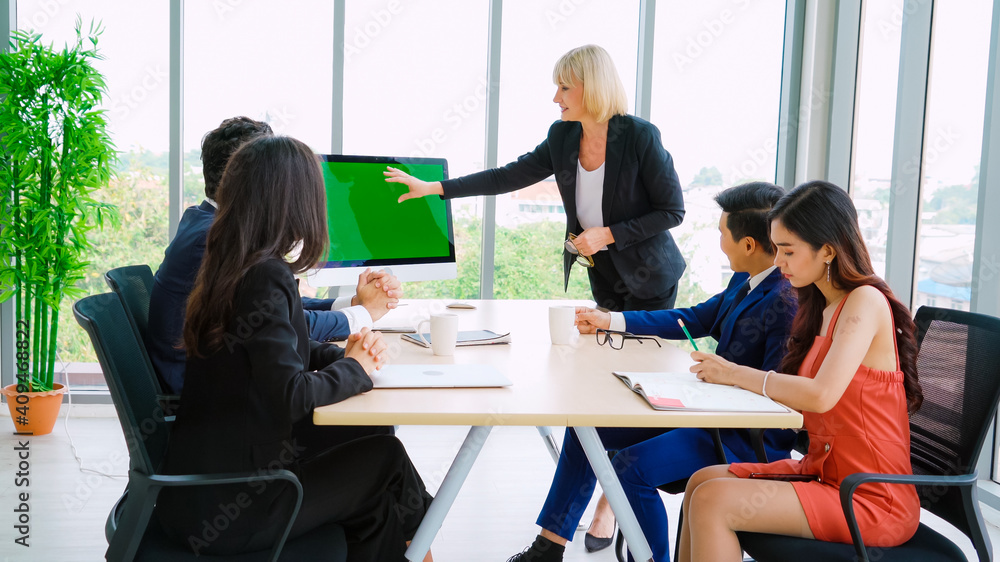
[584, 522, 616, 553]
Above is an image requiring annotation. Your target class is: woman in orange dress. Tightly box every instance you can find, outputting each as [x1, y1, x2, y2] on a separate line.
[677, 181, 923, 561]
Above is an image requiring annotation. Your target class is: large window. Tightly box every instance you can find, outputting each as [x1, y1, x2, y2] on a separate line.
[650, 0, 786, 339]
[15, 1, 170, 391]
[490, 0, 641, 301]
[852, 0, 904, 278]
[184, 0, 335, 207]
[341, 0, 489, 300]
[913, 0, 991, 315]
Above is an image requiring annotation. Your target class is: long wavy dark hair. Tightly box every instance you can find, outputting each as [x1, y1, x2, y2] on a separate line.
[183, 135, 328, 356]
[771, 181, 922, 413]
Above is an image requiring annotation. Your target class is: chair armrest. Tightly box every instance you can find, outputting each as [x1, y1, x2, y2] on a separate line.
[110, 469, 303, 562]
[747, 428, 769, 463]
[105, 490, 128, 543]
[837, 470, 979, 562]
[708, 428, 727, 463]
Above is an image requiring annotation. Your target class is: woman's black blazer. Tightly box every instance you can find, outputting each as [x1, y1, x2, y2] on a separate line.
[157, 259, 372, 547]
[440, 114, 686, 300]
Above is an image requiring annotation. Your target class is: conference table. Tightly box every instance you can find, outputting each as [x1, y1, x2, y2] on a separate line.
[313, 300, 802, 562]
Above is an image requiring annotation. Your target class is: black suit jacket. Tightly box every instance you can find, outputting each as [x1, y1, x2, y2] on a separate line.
[157, 258, 371, 546]
[441, 114, 686, 299]
[148, 201, 352, 394]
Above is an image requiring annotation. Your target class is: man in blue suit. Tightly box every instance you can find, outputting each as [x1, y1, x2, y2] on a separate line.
[509, 182, 796, 562]
[147, 117, 400, 395]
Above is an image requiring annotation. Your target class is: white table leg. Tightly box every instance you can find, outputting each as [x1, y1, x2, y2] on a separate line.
[536, 426, 562, 463]
[575, 426, 655, 562]
[404, 425, 493, 561]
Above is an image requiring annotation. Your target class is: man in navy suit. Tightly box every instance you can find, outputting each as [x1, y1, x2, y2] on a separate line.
[147, 117, 400, 395]
[509, 182, 796, 562]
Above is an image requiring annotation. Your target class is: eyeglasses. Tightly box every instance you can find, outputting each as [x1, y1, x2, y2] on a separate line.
[595, 329, 662, 350]
[564, 233, 595, 267]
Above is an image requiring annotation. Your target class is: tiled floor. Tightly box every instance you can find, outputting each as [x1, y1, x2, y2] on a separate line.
[0, 407, 998, 561]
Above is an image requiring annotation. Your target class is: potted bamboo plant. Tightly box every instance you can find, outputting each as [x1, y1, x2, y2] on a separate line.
[0, 18, 117, 435]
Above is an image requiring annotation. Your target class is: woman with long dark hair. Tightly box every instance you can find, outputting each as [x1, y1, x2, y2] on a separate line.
[157, 135, 432, 561]
[677, 181, 922, 561]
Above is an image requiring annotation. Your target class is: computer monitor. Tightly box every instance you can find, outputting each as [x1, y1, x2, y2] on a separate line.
[306, 155, 457, 286]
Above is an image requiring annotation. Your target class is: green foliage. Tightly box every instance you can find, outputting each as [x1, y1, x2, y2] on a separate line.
[863, 186, 891, 206]
[0, 19, 118, 390]
[55, 159, 169, 363]
[924, 183, 977, 225]
[405, 218, 593, 300]
[494, 220, 593, 300]
[690, 166, 723, 187]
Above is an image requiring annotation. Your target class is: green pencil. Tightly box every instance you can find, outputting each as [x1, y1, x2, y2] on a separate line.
[677, 319, 699, 351]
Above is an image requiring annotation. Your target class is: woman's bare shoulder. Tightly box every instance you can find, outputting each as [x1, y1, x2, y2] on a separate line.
[838, 285, 892, 331]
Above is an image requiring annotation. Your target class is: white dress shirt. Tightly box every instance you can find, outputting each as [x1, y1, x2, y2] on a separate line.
[332, 296, 373, 334]
[575, 160, 608, 252]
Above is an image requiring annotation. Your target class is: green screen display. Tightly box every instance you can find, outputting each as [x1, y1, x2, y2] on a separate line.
[320, 157, 454, 266]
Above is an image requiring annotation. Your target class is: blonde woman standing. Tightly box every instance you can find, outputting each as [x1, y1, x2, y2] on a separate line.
[386, 44, 686, 313]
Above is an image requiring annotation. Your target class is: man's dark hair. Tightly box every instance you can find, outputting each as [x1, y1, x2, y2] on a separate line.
[200, 116, 273, 199]
[713, 181, 785, 254]
[185, 135, 328, 356]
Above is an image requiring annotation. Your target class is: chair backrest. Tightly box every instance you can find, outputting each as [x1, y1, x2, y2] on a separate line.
[909, 306, 1000, 537]
[74, 293, 171, 476]
[104, 265, 165, 394]
[104, 264, 154, 343]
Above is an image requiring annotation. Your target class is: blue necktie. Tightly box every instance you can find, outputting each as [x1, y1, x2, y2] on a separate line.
[727, 281, 751, 317]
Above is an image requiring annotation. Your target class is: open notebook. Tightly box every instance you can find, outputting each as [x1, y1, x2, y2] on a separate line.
[613, 372, 789, 413]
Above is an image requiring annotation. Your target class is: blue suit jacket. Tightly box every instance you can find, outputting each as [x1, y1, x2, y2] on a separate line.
[624, 268, 798, 461]
[146, 201, 350, 394]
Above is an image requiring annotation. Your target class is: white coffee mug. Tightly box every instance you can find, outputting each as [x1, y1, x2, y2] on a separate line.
[548, 305, 576, 345]
[416, 313, 460, 356]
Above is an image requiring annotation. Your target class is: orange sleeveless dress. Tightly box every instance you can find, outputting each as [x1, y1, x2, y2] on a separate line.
[728, 291, 920, 546]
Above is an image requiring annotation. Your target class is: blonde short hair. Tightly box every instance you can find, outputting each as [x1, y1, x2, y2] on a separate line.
[552, 45, 629, 123]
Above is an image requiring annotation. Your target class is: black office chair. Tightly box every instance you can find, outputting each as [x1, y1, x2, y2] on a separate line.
[74, 293, 348, 561]
[614, 428, 771, 562]
[104, 265, 180, 409]
[104, 265, 154, 343]
[103, 265, 182, 544]
[737, 306, 1000, 562]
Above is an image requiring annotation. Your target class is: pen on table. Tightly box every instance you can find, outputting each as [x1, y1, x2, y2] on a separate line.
[677, 319, 699, 351]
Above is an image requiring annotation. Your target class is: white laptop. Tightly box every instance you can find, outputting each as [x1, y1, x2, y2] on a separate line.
[371, 364, 512, 388]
